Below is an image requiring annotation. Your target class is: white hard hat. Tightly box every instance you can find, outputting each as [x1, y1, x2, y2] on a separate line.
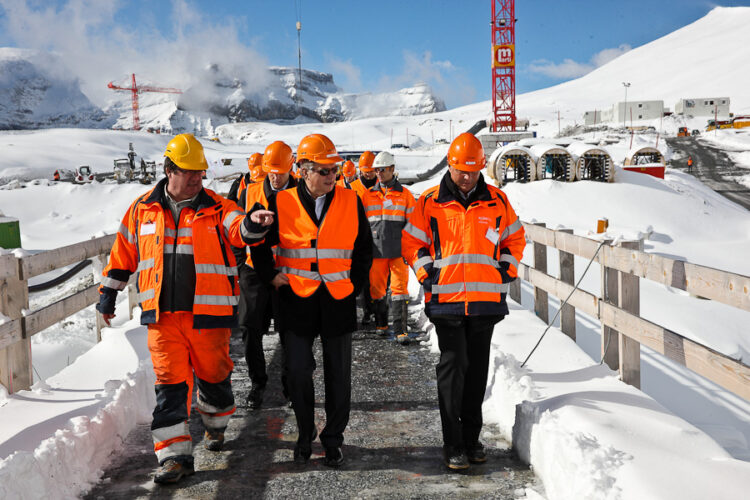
[373, 151, 395, 169]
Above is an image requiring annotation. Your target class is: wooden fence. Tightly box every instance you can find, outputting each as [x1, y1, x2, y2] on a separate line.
[514, 222, 750, 401]
[0, 235, 116, 393]
[1, 223, 749, 401]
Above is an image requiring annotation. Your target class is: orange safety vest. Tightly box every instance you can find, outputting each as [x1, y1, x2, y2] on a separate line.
[402, 177, 525, 316]
[274, 187, 359, 299]
[101, 184, 246, 328]
[243, 181, 270, 267]
[349, 178, 367, 198]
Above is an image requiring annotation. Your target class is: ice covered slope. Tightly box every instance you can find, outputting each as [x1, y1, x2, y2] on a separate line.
[518, 6, 750, 121]
[0, 48, 112, 130]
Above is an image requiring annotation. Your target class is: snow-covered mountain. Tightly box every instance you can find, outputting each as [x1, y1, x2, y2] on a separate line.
[0, 49, 445, 133]
[518, 6, 750, 122]
[115, 65, 446, 135]
[0, 48, 112, 130]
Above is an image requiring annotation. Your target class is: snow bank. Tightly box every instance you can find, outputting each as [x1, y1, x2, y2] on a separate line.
[0, 320, 154, 499]
[484, 302, 750, 500]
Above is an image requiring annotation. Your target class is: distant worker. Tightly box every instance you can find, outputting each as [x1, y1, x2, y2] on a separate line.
[236, 141, 298, 409]
[402, 133, 526, 470]
[362, 151, 416, 343]
[96, 133, 270, 484]
[687, 155, 694, 173]
[337, 160, 358, 189]
[53, 169, 60, 182]
[350, 151, 376, 199]
[227, 153, 263, 203]
[244, 133, 373, 467]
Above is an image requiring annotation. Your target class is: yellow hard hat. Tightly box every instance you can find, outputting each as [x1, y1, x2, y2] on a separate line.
[164, 133, 208, 171]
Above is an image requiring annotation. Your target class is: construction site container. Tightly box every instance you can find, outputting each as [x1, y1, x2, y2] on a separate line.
[0, 217, 21, 249]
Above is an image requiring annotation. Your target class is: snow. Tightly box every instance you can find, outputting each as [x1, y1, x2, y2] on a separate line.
[1, 5, 750, 499]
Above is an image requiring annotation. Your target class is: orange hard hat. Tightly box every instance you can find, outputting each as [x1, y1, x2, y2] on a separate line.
[262, 141, 294, 174]
[247, 153, 263, 170]
[342, 160, 356, 177]
[447, 133, 486, 172]
[250, 164, 266, 182]
[358, 151, 375, 172]
[296, 134, 343, 165]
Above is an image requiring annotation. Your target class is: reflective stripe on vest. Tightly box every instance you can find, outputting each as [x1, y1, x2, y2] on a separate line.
[275, 187, 358, 299]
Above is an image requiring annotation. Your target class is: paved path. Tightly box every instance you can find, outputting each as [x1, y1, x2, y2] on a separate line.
[666, 136, 750, 210]
[86, 325, 539, 499]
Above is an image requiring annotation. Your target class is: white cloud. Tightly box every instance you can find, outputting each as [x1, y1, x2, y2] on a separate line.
[0, 0, 270, 105]
[377, 50, 476, 108]
[326, 56, 363, 91]
[528, 44, 632, 80]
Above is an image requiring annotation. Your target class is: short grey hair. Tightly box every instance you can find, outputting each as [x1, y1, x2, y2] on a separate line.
[298, 160, 315, 175]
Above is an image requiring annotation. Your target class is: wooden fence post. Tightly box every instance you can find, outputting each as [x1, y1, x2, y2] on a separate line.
[128, 282, 137, 320]
[558, 228, 576, 340]
[533, 223, 548, 323]
[618, 239, 642, 388]
[509, 270, 522, 305]
[0, 261, 32, 393]
[600, 239, 619, 370]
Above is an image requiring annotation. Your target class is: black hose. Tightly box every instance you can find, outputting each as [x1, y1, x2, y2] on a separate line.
[414, 119, 488, 182]
[28, 259, 92, 292]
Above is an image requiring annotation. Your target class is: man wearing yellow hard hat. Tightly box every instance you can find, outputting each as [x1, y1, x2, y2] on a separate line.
[96, 133, 272, 484]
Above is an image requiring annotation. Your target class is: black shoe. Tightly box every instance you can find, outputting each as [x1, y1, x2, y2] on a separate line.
[153, 458, 195, 484]
[247, 384, 265, 409]
[466, 442, 487, 464]
[323, 447, 344, 467]
[443, 446, 469, 470]
[203, 428, 225, 451]
[293, 427, 318, 464]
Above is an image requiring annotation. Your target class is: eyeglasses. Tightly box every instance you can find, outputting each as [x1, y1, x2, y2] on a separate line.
[374, 167, 391, 173]
[311, 167, 336, 176]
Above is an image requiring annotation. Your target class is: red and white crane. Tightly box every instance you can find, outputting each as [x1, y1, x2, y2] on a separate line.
[107, 73, 182, 131]
[491, 0, 516, 132]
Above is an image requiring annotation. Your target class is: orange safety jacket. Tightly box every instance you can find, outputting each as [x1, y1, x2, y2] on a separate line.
[98, 179, 250, 329]
[274, 186, 359, 300]
[361, 179, 416, 259]
[402, 174, 525, 317]
[349, 177, 367, 198]
[240, 177, 296, 267]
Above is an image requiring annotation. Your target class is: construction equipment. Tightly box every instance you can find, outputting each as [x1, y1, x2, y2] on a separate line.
[113, 143, 156, 184]
[73, 166, 94, 184]
[492, 0, 516, 131]
[107, 74, 182, 131]
[677, 127, 689, 137]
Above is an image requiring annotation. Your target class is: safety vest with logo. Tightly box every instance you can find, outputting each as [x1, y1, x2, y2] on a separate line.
[274, 186, 359, 299]
[100, 182, 247, 329]
[362, 179, 416, 259]
[402, 176, 526, 316]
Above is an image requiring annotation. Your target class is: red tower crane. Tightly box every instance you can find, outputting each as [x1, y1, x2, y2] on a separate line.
[491, 0, 516, 132]
[107, 73, 182, 131]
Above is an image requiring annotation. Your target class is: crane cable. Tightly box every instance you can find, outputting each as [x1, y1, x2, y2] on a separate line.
[520, 239, 607, 368]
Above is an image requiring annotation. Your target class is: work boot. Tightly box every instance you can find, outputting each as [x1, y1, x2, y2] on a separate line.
[293, 427, 318, 464]
[153, 458, 195, 484]
[323, 447, 344, 467]
[396, 332, 410, 345]
[247, 383, 265, 409]
[373, 298, 389, 333]
[466, 442, 487, 464]
[203, 428, 225, 451]
[443, 446, 469, 470]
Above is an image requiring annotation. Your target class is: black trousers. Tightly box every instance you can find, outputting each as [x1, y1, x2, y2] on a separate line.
[284, 329, 352, 449]
[238, 264, 279, 388]
[431, 315, 501, 448]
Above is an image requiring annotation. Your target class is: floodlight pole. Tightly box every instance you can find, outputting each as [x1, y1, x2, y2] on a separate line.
[622, 82, 631, 129]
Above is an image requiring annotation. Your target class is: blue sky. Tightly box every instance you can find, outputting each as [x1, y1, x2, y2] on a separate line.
[1, 0, 748, 108]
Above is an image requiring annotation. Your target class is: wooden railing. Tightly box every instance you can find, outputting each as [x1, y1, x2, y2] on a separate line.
[0, 235, 117, 393]
[514, 222, 750, 401]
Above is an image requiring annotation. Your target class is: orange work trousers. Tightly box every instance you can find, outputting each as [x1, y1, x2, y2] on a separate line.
[369, 257, 409, 301]
[147, 312, 235, 463]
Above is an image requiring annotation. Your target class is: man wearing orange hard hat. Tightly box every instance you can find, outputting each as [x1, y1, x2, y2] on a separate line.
[336, 160, 358, 189]
[226, 152, 262, 205]
[402, 132, 526, 471]
[349, 150, 376, 198]
[235, 141, 298, 410]
[243, 133, 372, 468]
